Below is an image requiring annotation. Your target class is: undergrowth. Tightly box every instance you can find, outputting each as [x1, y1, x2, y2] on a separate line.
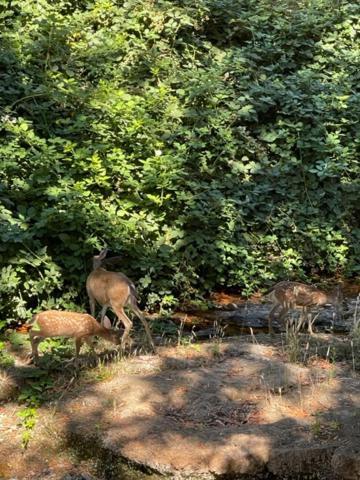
[0, 0, 359, 329]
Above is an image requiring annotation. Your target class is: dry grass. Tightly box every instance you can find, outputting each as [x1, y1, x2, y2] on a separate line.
[0, 370, 17, 401]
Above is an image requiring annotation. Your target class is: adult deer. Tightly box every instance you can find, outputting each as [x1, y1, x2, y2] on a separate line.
[29, 310, 121, 363]
[265, 281, 343, 334]
[86, 248, 155, 351]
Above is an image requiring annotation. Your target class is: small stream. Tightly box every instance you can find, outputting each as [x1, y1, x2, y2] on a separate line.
[168, 298, 357, 341]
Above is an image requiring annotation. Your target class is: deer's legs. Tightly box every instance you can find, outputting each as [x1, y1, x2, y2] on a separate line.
[75, 338, 84, 357]
[130, 301, 155, 352]
[112, 305, 133, 348]
[89, 294, 96, 318]
[308, 310, 320, 335]
[296, 307, 313, 334]
[268, 304, 281, 333]
[295, 307, 306, 333]
[99, 305, 108, 326]
[277, 306, 290, 326]
[308, 314, 314, 335]
[29, 332, 42, 362]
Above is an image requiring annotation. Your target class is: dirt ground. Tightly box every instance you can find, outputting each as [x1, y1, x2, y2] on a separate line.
[1, 332, 360, 480]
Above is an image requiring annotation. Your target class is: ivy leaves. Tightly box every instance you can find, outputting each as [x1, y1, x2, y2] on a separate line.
[0, 0, 359, 325]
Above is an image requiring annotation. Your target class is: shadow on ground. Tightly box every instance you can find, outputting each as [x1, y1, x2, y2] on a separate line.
[48, 336, 360, 479]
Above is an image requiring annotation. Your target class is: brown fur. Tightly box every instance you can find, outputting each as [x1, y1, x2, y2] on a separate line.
[265, 281, 343, 334]
[29, 310, 121, 362]
[86, 249, 155, 351]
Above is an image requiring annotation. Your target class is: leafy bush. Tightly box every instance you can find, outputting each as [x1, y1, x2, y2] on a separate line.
[0, 0, 359, 326]
[0, 341, 15, 368]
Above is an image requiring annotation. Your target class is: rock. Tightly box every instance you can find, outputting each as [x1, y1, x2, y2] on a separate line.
[332, 446, 360, 479]
[268, 445, 336, 477]
[53, 337, 360, 479]
[61, 474, 96, 480]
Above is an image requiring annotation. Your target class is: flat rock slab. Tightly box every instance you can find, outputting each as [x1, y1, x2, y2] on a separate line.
[59, 337, 360, 478]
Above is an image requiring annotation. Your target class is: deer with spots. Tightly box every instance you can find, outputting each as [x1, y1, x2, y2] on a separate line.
[29, 310, 121, 363]
[265, 281, 343, 334]
[86, 248, 155, 351]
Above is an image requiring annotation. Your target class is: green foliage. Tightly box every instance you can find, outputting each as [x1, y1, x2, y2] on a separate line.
[18, 377, 54, 406]
[17, 376, 53, 449]
[38, 337, 75, 362]
[0, 340, 15, 367]
[18, 407, 37, 449]
[0, 0, 359, 325]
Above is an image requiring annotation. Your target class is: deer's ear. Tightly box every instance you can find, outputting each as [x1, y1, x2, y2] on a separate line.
[103, 315, 112, 329]
[98, 248, 108, 260]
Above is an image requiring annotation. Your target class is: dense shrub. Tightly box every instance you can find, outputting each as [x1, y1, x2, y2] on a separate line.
[1, 0, 359, 326]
